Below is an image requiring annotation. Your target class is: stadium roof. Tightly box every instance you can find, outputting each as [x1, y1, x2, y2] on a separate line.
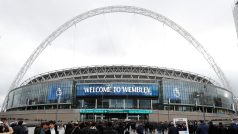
[20, 65, 217, 87]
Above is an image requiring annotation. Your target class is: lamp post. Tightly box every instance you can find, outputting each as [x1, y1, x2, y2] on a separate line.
[202, 92, 205, 122]
[203, 85, 207, 122]
[168, 98, 170, 122]
[195, 91, 205, 122]
[56, 88, 62, 123]
[195, 99, 197, 111]
[213, 104, 215, 113]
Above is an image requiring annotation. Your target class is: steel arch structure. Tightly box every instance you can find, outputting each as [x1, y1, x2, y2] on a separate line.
[2, 5, 230, 111]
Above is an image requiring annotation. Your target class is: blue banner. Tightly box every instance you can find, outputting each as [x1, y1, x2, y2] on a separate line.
[165, 87, 181, 103]
[48, 83, 71, 101]
[76, 84, 158, 97]
[48, 85, 58, 101]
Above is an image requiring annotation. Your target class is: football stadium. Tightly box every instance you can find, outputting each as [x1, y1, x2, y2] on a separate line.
[0, 6, 236, 122]
[0, 65, 234, 122]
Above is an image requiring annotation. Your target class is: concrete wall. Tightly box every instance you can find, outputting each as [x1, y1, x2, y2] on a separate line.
[0, 109, 80, 122]
[0, 109, 235, 123]
[149, 110, 235, 122]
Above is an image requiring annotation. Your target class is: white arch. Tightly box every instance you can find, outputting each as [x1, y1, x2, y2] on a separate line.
[10, 5, 231, 90]
[2, 6, 230, 111]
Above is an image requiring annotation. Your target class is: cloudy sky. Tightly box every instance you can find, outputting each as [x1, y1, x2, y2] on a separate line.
[0, 0, 238, 107]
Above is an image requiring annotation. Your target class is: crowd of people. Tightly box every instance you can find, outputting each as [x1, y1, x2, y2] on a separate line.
[168, 120, 238, 134]
[2, 119, 238, 134]
[31, 120, 238, 134]
[0, 118, 28, 134]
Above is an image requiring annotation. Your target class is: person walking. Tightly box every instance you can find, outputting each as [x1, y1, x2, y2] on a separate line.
[13, 120, 28, 134]
[208, 121, 217, 134]
[168, 122, 178, 134]
[217, 122, 226, 134]
[136, 123, 144, 134]
[116, 122, 125, 134]
[161, 122, 166, 134]
[69, 122, 81, 134]
[228, 122, 238, 134]
[196, 120, 208, 134]
[45, 121, 58, 134]
[34, 122, 49, 134]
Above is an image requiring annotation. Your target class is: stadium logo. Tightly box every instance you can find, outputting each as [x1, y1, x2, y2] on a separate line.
[173, 88, 180, 98]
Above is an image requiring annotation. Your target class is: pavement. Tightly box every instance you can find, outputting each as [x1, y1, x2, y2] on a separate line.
[28, 127, 169, 134]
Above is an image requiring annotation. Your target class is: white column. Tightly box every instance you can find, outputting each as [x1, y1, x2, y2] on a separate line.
[81, 114, 84, 121]
[101, 114, 103, 120]
[109, 99, 111, 108]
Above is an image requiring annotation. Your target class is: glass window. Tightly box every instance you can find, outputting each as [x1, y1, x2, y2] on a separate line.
[202, 85, 217, 106]
[12, 88, 22, 108]
[162, 79, 233, 111]
[102, 99, 109, 108]
[216, 88, 233, 109]
[84, 98, 95, 108]
[152, 99, 159, 110]
[76, 99, 83, 108]
[139, 99, 151, 109]
[110, 99, 124, 109]
[125, 99, 137, 109]
[7, 92, 14, 109]
[97, 98, 110, 108]
[7, 80, 73, 110]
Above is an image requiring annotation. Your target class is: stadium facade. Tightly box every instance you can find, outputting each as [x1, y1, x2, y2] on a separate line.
[233, 0, 238, 39]
[0, 65, 235, 122]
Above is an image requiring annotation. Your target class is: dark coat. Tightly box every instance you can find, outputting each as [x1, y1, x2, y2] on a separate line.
[103, 127, 118, 134]
[81, 127, 98, 134]
[136, 125, 144, 134]
[68, 127, 82, 134]
[65, 123, 73, 134]
[217, 125, 226, 134]
[116, 125, 125, 134]
[14, 125, 28, 134]
[88, 129, 98, 134]
[188, 124, 195, 133]
[168, 126, 179, 134]
[196, 123, 209, 134]
[34, 126, 41, 134]
[208, 124, 217, 134]
[96, 124, 103, 134]
[228, 123, 238, 134]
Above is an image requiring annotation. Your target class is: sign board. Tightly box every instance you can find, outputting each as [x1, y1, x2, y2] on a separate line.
[80, 109, 152, 114]
[173, 118, 189, 134]
[76, 83, 158, 97]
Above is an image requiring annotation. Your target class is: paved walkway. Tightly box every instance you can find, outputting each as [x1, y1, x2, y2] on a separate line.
[28, 127, 169, 134]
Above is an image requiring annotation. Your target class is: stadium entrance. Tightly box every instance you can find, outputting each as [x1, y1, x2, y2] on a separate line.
[80, 109, 151, 121]
[81, 113, 148, 122]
